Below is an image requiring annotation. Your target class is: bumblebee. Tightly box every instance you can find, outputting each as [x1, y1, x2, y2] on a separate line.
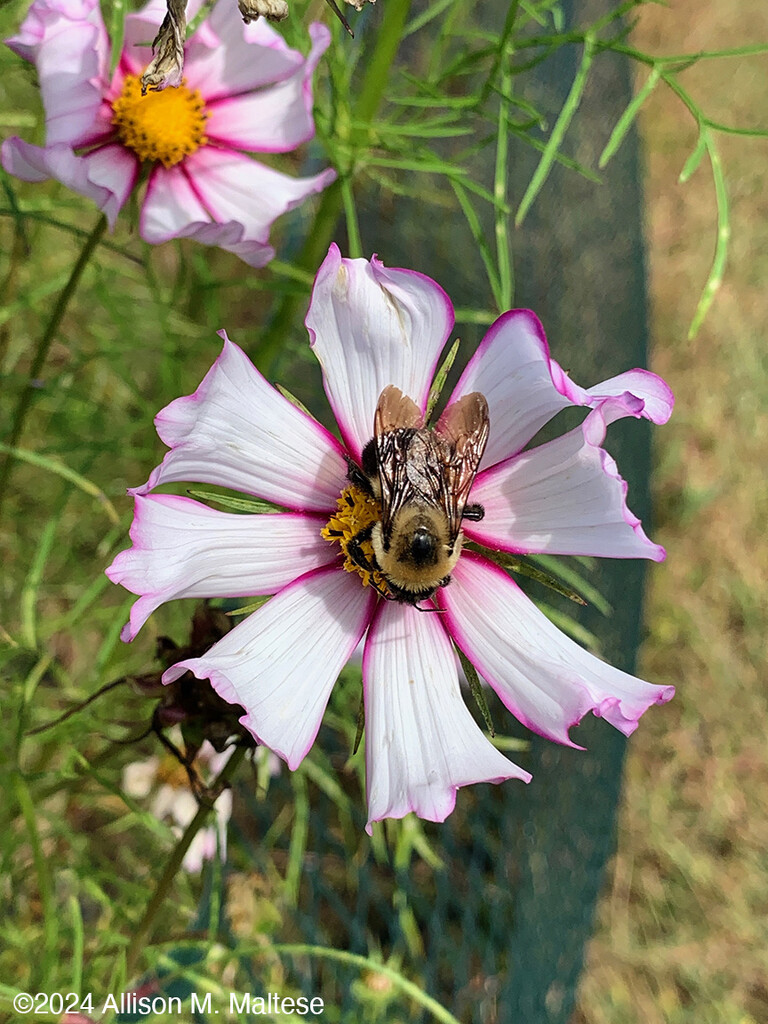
[346, 384, 489, 604]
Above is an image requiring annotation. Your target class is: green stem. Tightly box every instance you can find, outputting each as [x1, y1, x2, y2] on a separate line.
[35, 742, 125, 802]
[494, 7, 515, 310]
[251, 181, 343, 375]
[0, 215, 27, 370]
[353, 0, 412, 126]
[341, 176, 363, 258]
[125, 745, 246, 977]
[0, 213, 108, 515]
[13, 773, 58, 988]
[253, 0, 412, 376]
[660, 72, 730, 338]
[515, 32, 595, 226]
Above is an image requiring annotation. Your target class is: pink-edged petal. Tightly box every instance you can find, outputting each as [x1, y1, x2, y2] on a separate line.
[306, 245, 455, 459]
[172, 222, 278, 268]
[449, 310, 573, 469]
[5, 2, 49, 61]
[175, 0, 303, 97]
[438, 552, 674, 744]
[7, 0, 109, 146]
[466, 395, 665, 560]
[1, 140, 137, 227]
[135, 333, 348, 511]
[106, 494, 334, 641]
[139, 162, 210, 240]
[79, 95, 121, 147]
[552, 365, 675, 426]
[139, 165, 275, 265]
[205, 23, 329, 153]
[181, 149, 335, 238]
[140, 153, 336, 255]
[362, 600, 530, 833]
[162, 566, 376, 770]
[450, 310, 675, 469]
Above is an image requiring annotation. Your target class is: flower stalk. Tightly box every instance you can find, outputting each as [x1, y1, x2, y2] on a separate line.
[254, 0, 413, 374]
[0, 214, 108, 517]
[494, 6, 516, 311]
[125, 744, 246, 976]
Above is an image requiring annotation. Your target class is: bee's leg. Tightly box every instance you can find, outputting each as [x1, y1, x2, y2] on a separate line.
[347, 523, 375, 573]
[346, 439, 379, 497]
[463, 503, 485, 522]
[345, 455, 374, 496]
[345, 455, 366, 490]
[347, 525, 394, 601]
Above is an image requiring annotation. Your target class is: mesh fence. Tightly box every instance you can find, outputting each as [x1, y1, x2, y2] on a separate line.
[227, 0, 655, 1017]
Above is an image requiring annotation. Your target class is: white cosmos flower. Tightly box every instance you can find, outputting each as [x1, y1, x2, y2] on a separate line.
[107, 244, 675, 832]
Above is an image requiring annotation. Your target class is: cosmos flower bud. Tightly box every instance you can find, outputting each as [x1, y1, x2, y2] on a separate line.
[140, 0, 186, 95]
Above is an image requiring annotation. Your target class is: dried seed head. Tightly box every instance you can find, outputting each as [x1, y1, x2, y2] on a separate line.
[140, 0, 187, 94]
[238, 0, 289, 23]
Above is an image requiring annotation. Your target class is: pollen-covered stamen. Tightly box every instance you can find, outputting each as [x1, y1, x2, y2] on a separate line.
[112, 75, 208, 168]
[322, 484, 390, 595]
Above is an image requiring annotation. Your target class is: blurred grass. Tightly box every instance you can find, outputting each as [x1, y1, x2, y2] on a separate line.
[574, 1, 768, 1021]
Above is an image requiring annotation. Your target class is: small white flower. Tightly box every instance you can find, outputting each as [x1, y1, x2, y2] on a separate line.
[122, 741, 233, 871]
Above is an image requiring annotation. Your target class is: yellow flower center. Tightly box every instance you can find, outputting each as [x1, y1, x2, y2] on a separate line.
[111, 74, 208, 168]
[322, 485, 391, 596]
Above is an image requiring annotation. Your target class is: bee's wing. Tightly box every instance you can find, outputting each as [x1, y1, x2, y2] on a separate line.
[375, 385, 424, 433]
[374, 386, 433, 540]
[434, 392, 490, 538]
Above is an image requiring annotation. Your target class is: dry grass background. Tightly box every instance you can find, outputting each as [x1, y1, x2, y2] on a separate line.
[575, 2, 768, 1021]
